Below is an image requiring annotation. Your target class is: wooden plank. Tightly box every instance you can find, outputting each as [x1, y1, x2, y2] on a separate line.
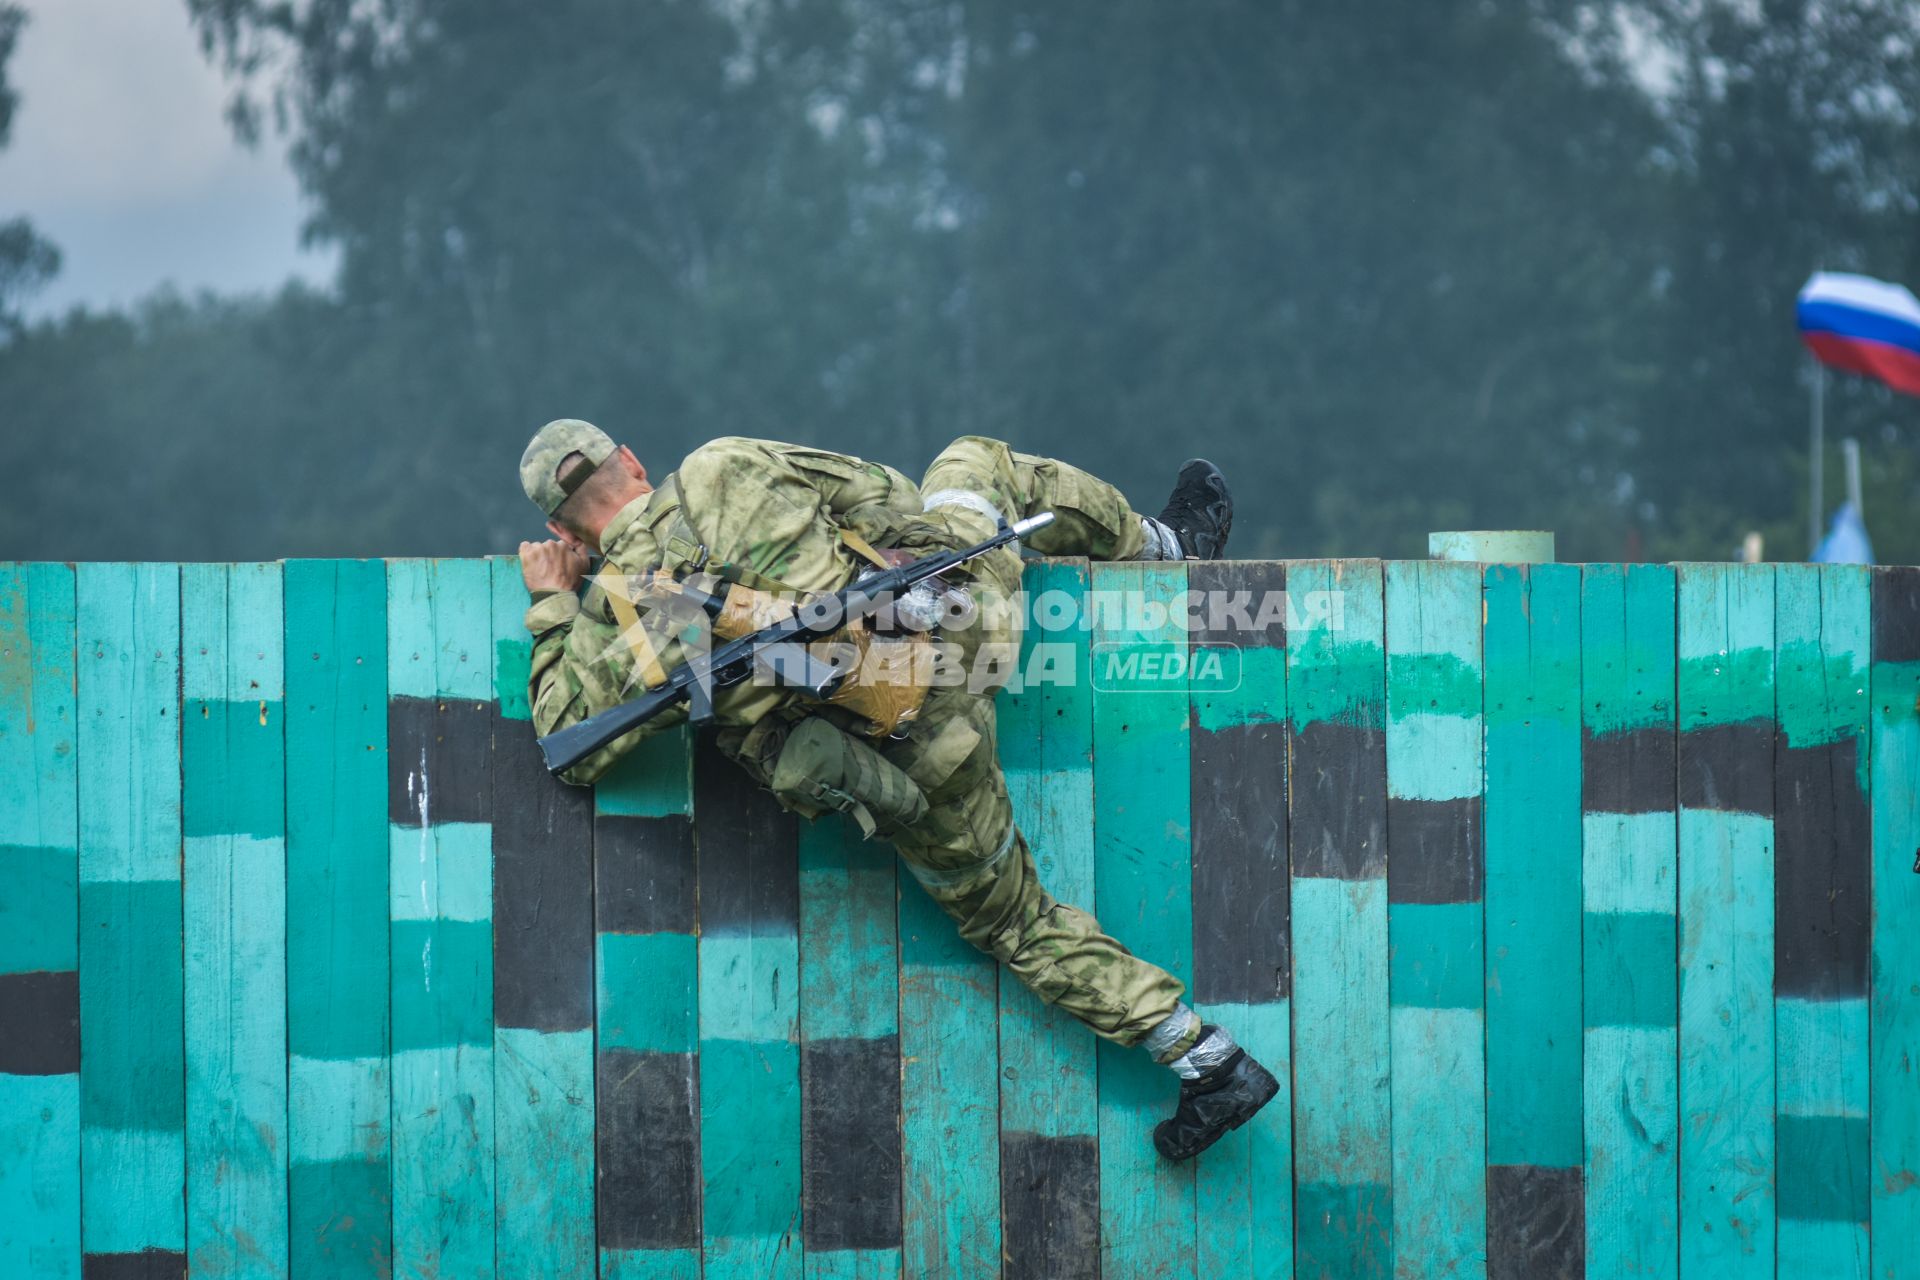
[1187, 559, 1291, 1280]
[1675, 562, 1774, 1280]
[387, 558, 496, 1280]
[76, 563, 186, 1275]
[1385, 558, 1485, 1280]
[696, 735, 803, 1280]
[799, 813, 901, 1277]
[1091, 559, 1195, 1280]
[490, 556, 596, 1277]
[0, 562, 81, 1280]
[898, 852, 1000, 1280]
[1579, 563, 1678, 1280]
[182, 562, 289, 1278]
[1773, 562, 1870, 1278]
[1870, 566, 1920, 1280]
[1289, 559, 1391, 1280]
[595, 728, 701, 1280]
[284, 559, 391, 1280]
[1483, 563, 1584, 1280]
[998, 558, 1100, 1280]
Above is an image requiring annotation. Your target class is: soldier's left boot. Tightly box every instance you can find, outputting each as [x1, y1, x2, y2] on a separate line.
[1143, 458, 1233, 560]
[1151, 1024, 1280, 1162]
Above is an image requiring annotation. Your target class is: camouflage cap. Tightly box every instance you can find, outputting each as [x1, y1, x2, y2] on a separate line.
[520, 418, 618, 516]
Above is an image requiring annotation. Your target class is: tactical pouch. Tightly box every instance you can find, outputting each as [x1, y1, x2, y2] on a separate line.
[816, 625, 933, 737]
[768, 716, 929, 839]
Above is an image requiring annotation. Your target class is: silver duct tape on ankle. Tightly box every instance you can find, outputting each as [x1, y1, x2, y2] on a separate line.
[1136, 515, 1185, 562]
[902, 821, 1017, 889]
[1141, 1001, 1200, 1061]
[1171, 1025, 1239, 1079]
[922, 488, 1008, 533]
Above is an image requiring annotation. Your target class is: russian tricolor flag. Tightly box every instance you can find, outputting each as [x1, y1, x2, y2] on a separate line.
[1796, 271, 1920, 396]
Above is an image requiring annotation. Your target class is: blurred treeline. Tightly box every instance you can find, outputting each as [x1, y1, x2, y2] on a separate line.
[3, 0, 1919, 563]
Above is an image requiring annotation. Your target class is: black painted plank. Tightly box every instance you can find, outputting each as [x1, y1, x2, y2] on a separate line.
[1873, 566, 1920, 663]
[387, 695, 492, 826]
[1186, 559, 1287, 649]
[692, 732, 798, 934]
[594, 814, 697, 936]
[1582, 724, 1675, 816]
[1676, 720, 1774, 817]
[1000, 1131, 1099, 1280]
[801, 1035, 903, 1251]
[0, 968, 79, 1074]
[1487, 1163, 1585, 1280]
[1775, 738, 1870, 998]
[1189, 719, 1290, 1002]
[596, 1048, 700, 1250]
[1289, 719, 1387, 880]
[490, 711, 594, 1033]
[82, 1251, 187, 1280]
[1386, 795, 1483, 905]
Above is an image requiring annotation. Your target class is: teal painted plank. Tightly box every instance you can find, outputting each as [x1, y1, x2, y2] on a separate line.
[802, 1248, 904, 1280]
[0, 563, 78, 973]
[388, 558, 494, 702]
[601, 1247, 703, 1280]
[799, 815, 899, 1044]
[490, 557, 594, 1280]
[596, 727, 695, 817]
[1290, 559, 1391, 1279]
[1091, 560, 1195, 1280]
[598, 933, 699, 1054]
[0, 1074, 80, 1279]
[1580, 563, 1677, 1280]
[799, 811, 900, 1277]
[1191, 560, 1292, 1280]
[1193, 999, 1291, 1280]
[1389, 903, 1482, 1011]
[76, 563, 185, 1258]
[999, 559, 1098, 1140]
[701, 1033, 802, 1277]
[1675, 563, 1774, 1280]
[0, 562, 80, 1280]
[1871, 566, 1920, 1280]
[898, 848, 1001, 1278]
[1779, 1218, 1871, 1280]
[496, 1027, 595, 1270]
[387, 559, 495, 1280]
[1484, 563, 1583, 1172]
[1774, 562, 1870, 1280]
[284, 558, 390, 1280]
[1385, 558, 1484, 1280]
[596, 721, 698, 1279]
[698, 742, 802, 1280]
[183, 563, 289, 1278]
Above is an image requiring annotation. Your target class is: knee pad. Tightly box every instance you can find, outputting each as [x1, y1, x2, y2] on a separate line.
[768, 716, 930, 839]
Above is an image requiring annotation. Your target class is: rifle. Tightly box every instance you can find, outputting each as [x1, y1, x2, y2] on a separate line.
[536, 510, 1054, 775]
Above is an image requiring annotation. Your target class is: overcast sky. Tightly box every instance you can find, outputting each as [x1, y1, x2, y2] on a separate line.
[0, 0, 333, 317]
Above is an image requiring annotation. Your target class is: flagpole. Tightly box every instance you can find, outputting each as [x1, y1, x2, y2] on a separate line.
[1809, 357, 1824, 557]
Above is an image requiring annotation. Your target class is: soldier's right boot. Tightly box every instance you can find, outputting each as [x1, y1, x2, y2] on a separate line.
[1146, 458, 1234, 560]
[1151, 1023, 1280, 1162]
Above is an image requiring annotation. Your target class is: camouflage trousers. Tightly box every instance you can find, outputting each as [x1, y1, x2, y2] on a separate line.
[733, 436, 1189, 1048]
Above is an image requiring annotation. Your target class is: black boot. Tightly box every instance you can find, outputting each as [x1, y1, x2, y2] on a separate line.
[1155, 459, 1234, 560]
[1152, 1026, 1279, 1162]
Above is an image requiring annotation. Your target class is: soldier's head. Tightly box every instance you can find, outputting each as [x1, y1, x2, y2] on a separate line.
[519, 418, 652, 551]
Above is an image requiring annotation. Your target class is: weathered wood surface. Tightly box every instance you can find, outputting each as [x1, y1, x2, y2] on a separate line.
[1, 555, 1913, 1279]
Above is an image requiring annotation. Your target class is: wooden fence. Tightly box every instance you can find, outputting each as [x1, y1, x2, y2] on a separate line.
[1, 557, 1915, 1280]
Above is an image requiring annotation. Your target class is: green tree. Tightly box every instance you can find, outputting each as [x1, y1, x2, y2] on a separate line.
[0, 2, 59, 327]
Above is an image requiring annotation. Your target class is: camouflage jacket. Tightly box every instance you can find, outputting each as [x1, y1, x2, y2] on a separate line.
[524, 436, 930, 785]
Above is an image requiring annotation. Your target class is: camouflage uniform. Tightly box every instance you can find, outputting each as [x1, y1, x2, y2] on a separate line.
[524, 433, 1190, 1050]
